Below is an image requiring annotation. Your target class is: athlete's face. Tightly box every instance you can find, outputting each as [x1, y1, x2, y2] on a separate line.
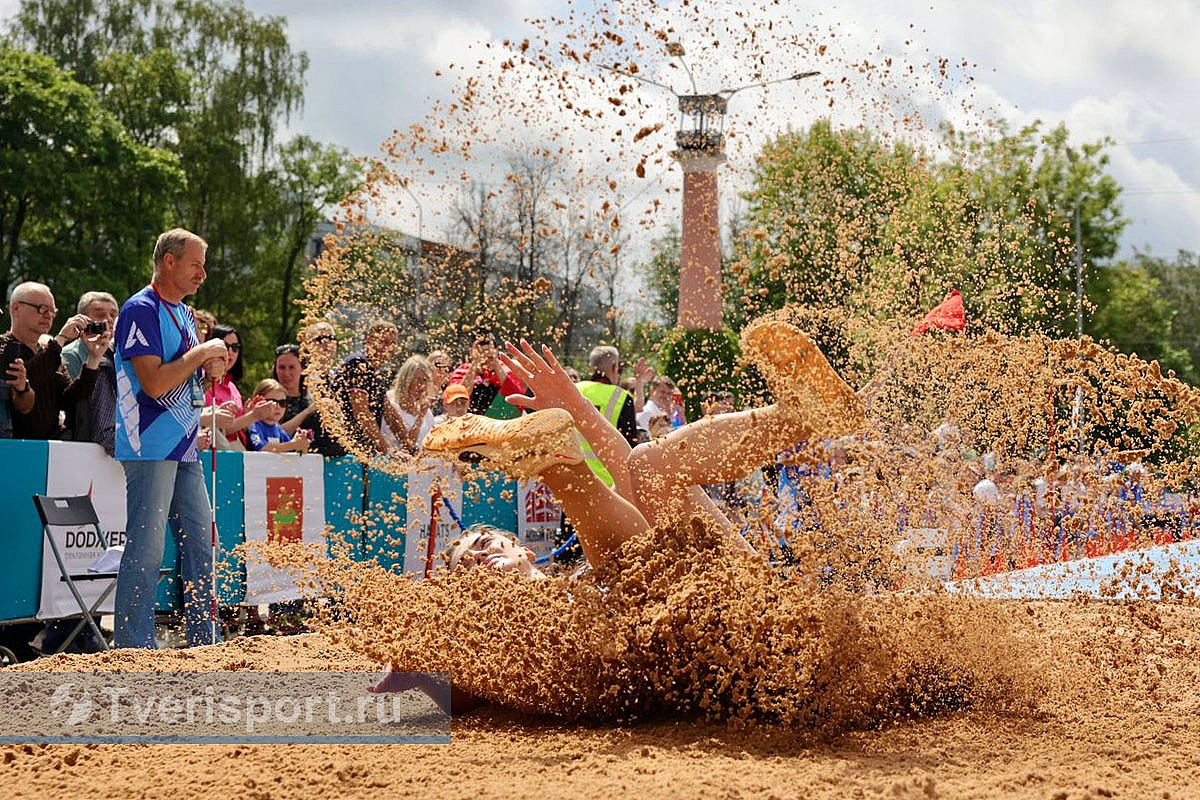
[448, 530, 536, 576]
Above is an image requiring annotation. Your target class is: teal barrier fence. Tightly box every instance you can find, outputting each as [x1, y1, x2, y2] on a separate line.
[0, 440, 518, 623]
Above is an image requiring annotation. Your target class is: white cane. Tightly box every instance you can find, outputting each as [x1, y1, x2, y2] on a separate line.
[208, 393, 219, 644]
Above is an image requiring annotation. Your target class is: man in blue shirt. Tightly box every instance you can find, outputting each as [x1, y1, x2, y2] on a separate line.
[113, 228, 229, 648]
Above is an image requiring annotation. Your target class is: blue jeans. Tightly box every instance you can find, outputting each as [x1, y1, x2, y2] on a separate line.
[114, 460, 220, 648]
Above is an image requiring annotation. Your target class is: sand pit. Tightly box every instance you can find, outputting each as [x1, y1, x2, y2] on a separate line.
[4, 597, 1199, 800]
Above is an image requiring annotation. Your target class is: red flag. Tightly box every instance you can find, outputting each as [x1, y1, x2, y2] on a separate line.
[912, 289, 965, 337]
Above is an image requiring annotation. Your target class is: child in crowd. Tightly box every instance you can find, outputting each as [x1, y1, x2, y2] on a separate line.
[432, 383, 471, 429]
[246, 379, 310, 454]
[646, 413, 671, 440]
[441, 383, 470, 419]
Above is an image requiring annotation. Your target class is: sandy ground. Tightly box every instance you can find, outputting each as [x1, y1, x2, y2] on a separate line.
[4, 600, 1200, 800]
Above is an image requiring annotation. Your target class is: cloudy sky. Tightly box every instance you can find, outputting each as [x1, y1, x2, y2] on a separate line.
[232, 0, 1200, 262]
[4, 0, 1198, 260]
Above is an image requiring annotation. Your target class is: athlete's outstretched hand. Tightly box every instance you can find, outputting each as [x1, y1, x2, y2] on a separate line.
[500, 339, 586, 413]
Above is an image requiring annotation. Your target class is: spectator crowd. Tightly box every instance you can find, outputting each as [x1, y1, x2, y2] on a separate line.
[12, 228, 1190, 658]
[0, 227, 701, 654]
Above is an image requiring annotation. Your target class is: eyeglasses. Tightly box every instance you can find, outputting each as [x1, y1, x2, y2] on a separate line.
[16, 300, 56, 316]
[275, 344, 301, 356]
[225, 343, 242, 353]
[309, 334, 335, 344]
[265, 397, 287, 408]
[432, 362, 451, 370]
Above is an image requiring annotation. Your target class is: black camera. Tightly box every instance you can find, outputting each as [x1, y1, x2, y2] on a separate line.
[85, 320, 106, 334]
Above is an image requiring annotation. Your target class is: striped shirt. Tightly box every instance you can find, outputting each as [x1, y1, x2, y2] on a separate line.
[114, 287, 201, 462]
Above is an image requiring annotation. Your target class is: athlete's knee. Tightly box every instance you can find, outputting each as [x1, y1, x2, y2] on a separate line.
[627, 440, 656, 479]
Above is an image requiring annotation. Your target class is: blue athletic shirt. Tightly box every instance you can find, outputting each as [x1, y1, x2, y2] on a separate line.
[247, 420, 291, 451]
[114, 286, 201, 462]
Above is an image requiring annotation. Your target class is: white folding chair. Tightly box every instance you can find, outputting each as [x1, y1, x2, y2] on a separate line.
[32, 494, 169, 655]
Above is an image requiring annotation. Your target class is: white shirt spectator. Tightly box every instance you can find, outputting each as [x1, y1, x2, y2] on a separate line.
[381, 403, 434, 451]
[972, 476, 1000, 504]
[637, 398, 667, 431]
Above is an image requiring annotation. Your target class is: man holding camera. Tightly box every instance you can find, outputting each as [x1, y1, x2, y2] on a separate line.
[0, 281, 108, 440]
[61, 291, 120, 454]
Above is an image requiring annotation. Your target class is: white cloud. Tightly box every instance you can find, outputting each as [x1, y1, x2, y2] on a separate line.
[6, 0, 1196, 256]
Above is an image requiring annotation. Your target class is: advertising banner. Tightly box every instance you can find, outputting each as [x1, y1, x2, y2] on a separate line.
[242, 452, 326, 604]
[38, 442, 128, 619]
[516, 479, 562, 562]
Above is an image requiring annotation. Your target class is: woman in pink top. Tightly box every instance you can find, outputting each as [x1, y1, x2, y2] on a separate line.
[204, 323, 268, 447]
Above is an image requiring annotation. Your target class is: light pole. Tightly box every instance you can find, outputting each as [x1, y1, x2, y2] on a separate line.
[1073, 200, 1084, 339]
[1065, 149, 1086, 450]
[603, 49, 819, 330]
[400, 177, 425, 324]
[1065, 148, 1084, 340]
[399, 178, 424, 253]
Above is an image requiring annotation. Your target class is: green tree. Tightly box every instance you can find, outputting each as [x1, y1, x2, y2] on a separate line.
[741, 120, 918, 315]
[936, 121, 1126, 336]
[640, 226, 681, 324]
[254, 136, 363, 345]
[6, 0, 364, 382]
[1087, 264, 1194, 381]
[0, 46, 181, 300]
[718, 118, 1128, 376]
[1139, 250, 1200, 381]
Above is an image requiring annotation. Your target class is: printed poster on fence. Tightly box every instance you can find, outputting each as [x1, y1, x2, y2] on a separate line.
[403, 461, 463, 578]
[38, 442, 128, 619]
[243, 452, 326, 604]
[517, 479, 562, 562]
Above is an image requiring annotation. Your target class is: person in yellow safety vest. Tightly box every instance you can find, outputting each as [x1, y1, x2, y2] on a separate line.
[574, 345, 640, 487]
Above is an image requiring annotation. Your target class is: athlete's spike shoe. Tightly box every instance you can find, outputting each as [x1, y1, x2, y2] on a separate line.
[741, 319, 866, 434]
[422, 409, 584, 479]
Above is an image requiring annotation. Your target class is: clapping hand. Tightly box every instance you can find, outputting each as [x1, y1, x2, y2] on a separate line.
[633, 357, 653, 386]
[245, 394, 274, 421]
[500, 339, 584, 413]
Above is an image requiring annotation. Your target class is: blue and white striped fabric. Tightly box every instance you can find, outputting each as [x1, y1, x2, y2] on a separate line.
[114, 286, 201, 462]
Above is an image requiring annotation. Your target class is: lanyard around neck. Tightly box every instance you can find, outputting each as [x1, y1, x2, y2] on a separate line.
[149, 283, 194, 349]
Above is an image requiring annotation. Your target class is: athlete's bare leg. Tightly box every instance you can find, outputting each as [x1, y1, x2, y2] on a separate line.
[538, 461, 653, 565]
[422, 408, 653, 564]
[628, 404, 815, 530]
[627, 320, 863, 527]
[428, 321, 864, 563]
